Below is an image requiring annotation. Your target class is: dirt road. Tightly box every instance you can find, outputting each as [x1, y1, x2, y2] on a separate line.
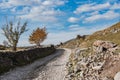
[0, 48, 71, 80]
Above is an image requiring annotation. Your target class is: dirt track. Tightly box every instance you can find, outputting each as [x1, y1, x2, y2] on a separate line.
[0, 48, 71, 80]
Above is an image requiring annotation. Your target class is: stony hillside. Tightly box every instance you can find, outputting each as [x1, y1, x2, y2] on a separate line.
[64, 22, 120, 80]
[83, 22, 120, 48]
[66, 41, 120, 80]
[62, 22, 120, 48]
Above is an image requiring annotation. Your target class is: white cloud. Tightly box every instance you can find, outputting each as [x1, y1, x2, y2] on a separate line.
[11, 7, 16, 12]
[69, 24, 79, 28]
[68, 17, 79, 23]
[74, 2, 110, 14]
[69, 24, 83, 31]
[74, 2, 120, 14]
[42, 1, 53, 6]
[89, 11, 99, 16]
[110, 3, 120, 9]
[73, 2, 120, 23]
[22, 7, 30, 13]
[42, 23, 114, 45]
[11, 6, 30, 14]
[0, 0, 66, 9]
[20, 7, 63, 22]
[16, 0, 66, 23]
[42, 0, 65, 6]
[0, 0, 66, 23]
[84, 10, 120, 23]
[0, 0, 34, 9]
[1, 0, 43, 7]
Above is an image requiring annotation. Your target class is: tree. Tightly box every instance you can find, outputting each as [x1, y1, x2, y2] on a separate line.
[2, 18, 28, 51]
[29, 27, 47, 47]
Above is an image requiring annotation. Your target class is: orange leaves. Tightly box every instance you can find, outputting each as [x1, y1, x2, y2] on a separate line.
[29, 27, 47, 46]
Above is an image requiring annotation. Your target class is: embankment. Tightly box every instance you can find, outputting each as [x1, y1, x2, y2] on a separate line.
[0, 46, 56, 75]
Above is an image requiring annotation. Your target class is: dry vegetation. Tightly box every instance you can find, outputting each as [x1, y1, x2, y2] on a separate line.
[62, 22, 120, 49]
[84, 22, 120, 47]
[65, 22, 120, 80]
[29, 27, 47, 47]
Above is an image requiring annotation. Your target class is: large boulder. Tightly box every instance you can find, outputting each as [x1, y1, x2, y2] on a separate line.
[93, 40, 118, 53]
[114, 72, 120, 80]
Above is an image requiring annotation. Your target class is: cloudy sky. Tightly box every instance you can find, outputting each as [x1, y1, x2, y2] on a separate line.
[0, 0, 120, 46]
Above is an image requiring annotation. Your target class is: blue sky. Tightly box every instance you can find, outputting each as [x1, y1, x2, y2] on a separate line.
[0, 0, 120, 46]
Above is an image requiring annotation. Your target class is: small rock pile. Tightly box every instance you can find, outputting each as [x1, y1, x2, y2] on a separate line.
[66, 40, 120, 80]
[93, 40, 118, 53]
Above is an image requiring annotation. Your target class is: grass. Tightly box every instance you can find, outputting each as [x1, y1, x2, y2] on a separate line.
[62, 22, 120, 48]
[84, 22, 120, 47]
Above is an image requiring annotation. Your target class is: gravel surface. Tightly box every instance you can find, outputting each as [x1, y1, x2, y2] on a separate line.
[0, 48, 71, 80]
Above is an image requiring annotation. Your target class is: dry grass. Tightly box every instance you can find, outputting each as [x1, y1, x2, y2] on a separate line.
[83, 22, 120, 47]
[62, 22, 120, 48]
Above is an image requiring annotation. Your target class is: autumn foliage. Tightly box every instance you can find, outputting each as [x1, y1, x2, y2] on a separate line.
[29, 27, 47, 46]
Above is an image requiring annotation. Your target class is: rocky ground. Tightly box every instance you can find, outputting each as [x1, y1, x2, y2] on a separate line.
[0, 48, 71, 80]
[24, 48, 71, 80]
[66, 40, 120, 80]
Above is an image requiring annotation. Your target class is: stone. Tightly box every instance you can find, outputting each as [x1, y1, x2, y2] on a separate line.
[75, 48, 81, 54]
[92, 65, 102, 70]
[93, 40, 104, 47]
[108, 47, 118, 52]
[93, 40, 117, 53]
[114, 71, 120, 80]
[80, 71, 84, 78]
[66, 40, 120, 80]
[102, 77, 110, 80]
[79, 61, 88, 67]
[96, 46, 104, 53]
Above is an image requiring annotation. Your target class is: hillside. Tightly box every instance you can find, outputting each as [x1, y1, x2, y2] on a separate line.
[60, 35, 88, 49]
[65, 22, 120, 80]
[84, 22, 120, 47]
[62, 22, 120, 48]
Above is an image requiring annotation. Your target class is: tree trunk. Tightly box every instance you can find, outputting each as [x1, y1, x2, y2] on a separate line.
[12, 42, 17, 51]
[12, 46, 16, 51]
[36, 43, 41, 48]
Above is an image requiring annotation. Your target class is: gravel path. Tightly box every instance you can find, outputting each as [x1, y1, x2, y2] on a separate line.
[0, 48, 71, 80]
